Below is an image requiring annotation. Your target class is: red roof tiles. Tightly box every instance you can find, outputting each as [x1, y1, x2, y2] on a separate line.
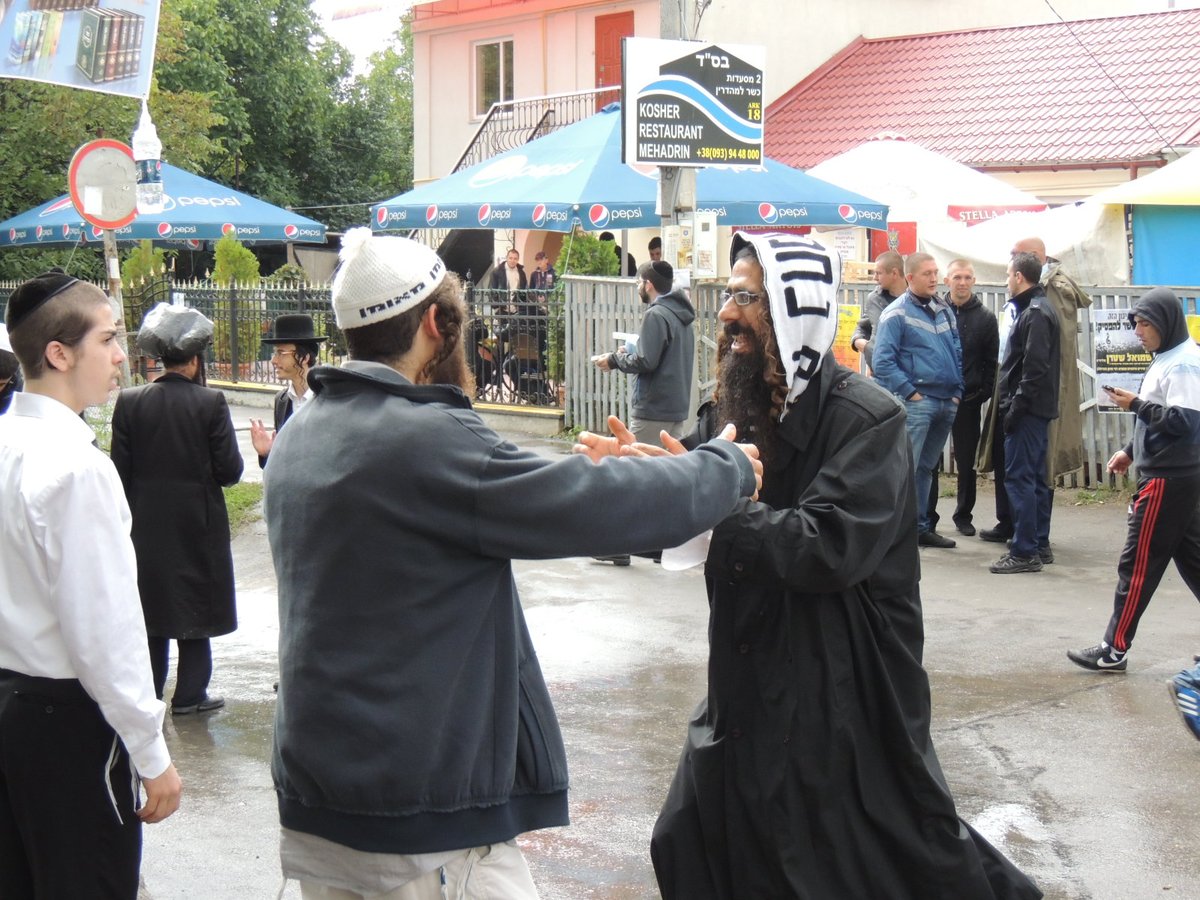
[766, 9, 1200, 170]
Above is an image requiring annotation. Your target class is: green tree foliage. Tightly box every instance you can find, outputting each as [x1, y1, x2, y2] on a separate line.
[160, 0, 414, 231]
[0, 2, 225, 280]
[212, 232, 261, 285]
[121, 240, 169, 291]
[0, 1, 416, 279]
[559, 228, 620, 277]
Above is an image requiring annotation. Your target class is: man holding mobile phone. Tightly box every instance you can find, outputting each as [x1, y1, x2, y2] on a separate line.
[1069, 287, 1200, 673]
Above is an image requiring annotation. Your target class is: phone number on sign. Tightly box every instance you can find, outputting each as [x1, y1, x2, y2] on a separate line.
[696, 147, 761, 162]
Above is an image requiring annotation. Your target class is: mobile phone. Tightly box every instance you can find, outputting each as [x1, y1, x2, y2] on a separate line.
[1102, 384, 1117, 393]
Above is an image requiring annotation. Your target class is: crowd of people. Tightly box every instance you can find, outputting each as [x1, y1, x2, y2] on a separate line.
[0, 221, 1197, 899]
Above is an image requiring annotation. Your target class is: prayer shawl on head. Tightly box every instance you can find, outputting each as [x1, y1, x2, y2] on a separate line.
[729, 231, 840, 419]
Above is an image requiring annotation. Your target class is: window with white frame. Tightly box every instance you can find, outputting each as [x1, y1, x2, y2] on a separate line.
[474, 39, 514, 116]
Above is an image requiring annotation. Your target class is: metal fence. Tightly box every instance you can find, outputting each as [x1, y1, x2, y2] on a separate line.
[562, 276, 1200, 487]
[3, 274, 1197, 484]
[464, 284, 565, 406]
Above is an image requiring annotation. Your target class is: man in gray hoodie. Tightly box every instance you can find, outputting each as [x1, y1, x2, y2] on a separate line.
[592, 259, 695, 446]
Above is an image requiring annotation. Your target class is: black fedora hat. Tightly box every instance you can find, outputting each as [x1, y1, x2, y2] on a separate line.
[262, 313, 326, 344]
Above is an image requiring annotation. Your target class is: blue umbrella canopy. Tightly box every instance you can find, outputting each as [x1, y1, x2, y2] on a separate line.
[372, 104, 887, 233]
[0, 163, 327, 248]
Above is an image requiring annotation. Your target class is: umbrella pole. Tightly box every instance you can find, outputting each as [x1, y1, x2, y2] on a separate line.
[102, 228, 133, 387]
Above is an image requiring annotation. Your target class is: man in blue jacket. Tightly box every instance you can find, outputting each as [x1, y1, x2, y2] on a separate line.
[873, 252, 964, 548]
[264, 229, 760, 899]
[1070, 287, 1200, 671]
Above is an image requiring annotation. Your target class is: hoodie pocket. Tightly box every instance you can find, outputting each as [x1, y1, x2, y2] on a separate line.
[515, 656, 568, 793]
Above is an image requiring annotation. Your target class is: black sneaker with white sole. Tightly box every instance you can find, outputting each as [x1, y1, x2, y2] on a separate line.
[1067, 643, 1127, 672]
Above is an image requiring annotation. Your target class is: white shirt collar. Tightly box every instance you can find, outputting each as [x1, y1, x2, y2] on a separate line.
[287, 381, 314, 408]
[10, 391, 96, 444]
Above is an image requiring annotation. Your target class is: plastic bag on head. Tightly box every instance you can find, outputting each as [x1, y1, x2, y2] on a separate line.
[136, 303, 214, 360]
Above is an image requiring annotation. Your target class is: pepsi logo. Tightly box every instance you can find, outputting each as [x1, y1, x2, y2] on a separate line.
[284, 224, 299, 240]
[186, 240, 202, 250]
[222, 223, 236, 236]
[588, 204, 610, 228]
[8, 228, 15, 241]
[61, 224, 72, 239]
[36, 225, 46, 240]
[478, 204, 491, 226]
[426, 205, 439, 226]
[758, 203, 778, 224]
[91, 226, 104, 240]
[157, 222, 173, 237]
[838, 204, 858, 224]
[532, 204, 548, 228]
[376, 206, 388, 227]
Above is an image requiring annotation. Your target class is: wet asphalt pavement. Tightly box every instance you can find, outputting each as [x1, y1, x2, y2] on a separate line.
[138, 404, 1200, 899]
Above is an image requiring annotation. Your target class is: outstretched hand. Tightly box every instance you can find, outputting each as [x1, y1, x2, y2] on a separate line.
[572, 415, 637, 462]
[249, 419, 275, 457]
[715, 423, 762, 499]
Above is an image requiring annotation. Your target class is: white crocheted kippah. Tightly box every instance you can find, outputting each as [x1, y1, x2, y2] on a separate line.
[729, 231, 841, 418]
[331, 227, 447, 329]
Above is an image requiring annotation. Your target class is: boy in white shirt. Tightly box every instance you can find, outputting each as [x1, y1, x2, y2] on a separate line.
[0, 271, 181, 898]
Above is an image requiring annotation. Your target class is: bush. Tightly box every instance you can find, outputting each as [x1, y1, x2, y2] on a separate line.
[558, 228, 619, 277]
[267, 262, 308, 285]
[212, 232, 260, 286]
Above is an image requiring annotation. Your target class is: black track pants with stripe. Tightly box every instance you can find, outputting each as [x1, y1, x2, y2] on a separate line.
[1104, 474, 1200, 653]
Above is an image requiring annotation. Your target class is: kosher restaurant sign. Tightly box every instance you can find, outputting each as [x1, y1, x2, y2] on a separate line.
[622, 37, 765, 168]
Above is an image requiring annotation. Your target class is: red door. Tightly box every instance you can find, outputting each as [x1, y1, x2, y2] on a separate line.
[595, 11, 634, 107]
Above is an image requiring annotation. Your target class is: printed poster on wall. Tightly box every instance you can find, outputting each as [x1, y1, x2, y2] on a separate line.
[0, 0, 160, 100]
[1093, 308, 1152, 412]
[832, 302, 861, 372]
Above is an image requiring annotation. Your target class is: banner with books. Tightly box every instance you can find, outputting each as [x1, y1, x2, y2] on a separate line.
[0, 0, 160, 99]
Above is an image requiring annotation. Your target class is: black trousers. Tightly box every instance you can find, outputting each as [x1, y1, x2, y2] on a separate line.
[927, 399, 985, 529]
[991, 411, 1013, 536]
[148, 636, 212, 707]
[1104, 474, 1200, 653]
[0, 669, 141, 899]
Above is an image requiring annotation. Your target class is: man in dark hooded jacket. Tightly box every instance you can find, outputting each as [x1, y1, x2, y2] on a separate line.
[591, 259, 695, 446]
[580, 232, 1042, 900]
[1069, 287, 1200, 673]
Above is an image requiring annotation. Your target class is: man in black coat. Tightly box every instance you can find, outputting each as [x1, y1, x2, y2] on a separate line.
[989, 251, 1060, 575]
[111, 306, 244, 714]
[927, 259, 999, 536]
[488, 247, 527, 294]
[250, 313, 326, 467]
[583, 232, 1042, 899]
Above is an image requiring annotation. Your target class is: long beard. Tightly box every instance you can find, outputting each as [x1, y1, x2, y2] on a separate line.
[715, 327, 777, 465]
[426, 340, 476, 395]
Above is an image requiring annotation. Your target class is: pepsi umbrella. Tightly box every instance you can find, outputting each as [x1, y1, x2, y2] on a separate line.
[0, 163, 327, 249]
[371, 104, 887, 233]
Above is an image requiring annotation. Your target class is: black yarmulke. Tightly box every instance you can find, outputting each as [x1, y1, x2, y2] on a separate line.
[5, 269, 80, 333]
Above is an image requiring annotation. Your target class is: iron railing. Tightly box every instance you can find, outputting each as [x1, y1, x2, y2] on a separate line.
[464, 284, 565, 407]
[3, 275, 1197, 483]
[452, 87, 609, 173]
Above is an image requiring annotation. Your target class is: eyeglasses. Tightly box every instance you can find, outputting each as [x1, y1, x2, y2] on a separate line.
[720, 290, 766, 307]
[271, 349, 296, 359]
